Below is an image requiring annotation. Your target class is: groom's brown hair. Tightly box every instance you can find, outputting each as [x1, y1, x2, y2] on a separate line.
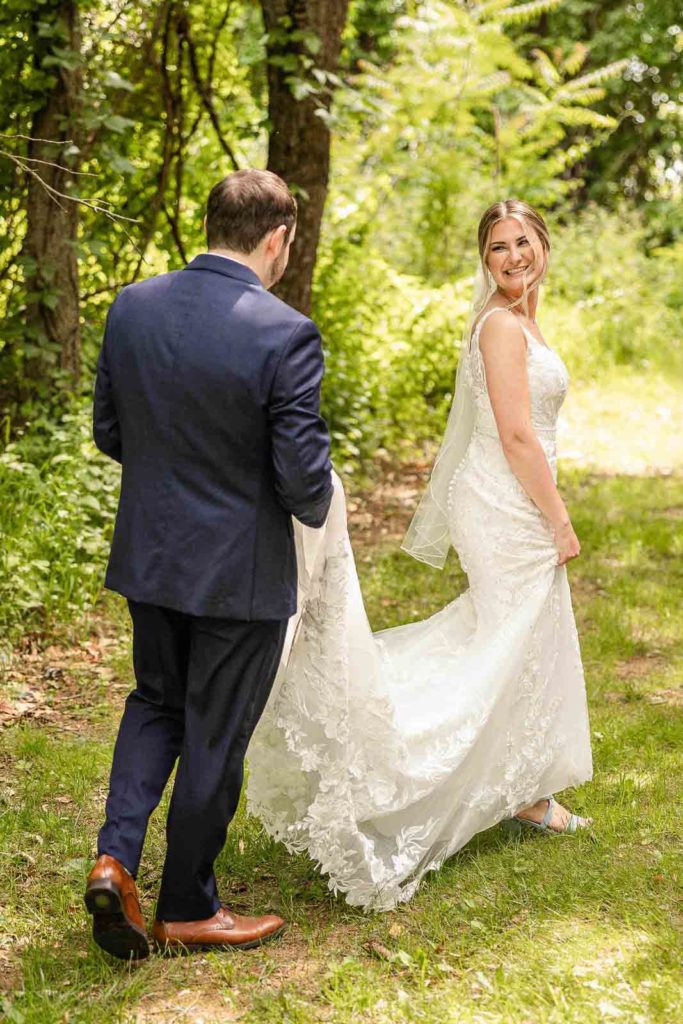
[206, 169, 297, 254]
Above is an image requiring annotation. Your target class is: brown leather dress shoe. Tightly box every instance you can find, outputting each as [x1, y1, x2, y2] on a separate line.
[85, 854, 150, 960]
[152, 905, 286, 953]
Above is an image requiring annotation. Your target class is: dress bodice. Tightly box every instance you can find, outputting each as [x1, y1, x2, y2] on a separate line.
[466, 307, 569, 440]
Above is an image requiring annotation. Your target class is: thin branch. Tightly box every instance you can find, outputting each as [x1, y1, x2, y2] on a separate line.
[163, 203, 188, 263]
[130, 3, 177, 280]
[142, 0, 173, 67]
[185, 107, 205, 144]
[4, 153, 97, 176]
[182, 2, 231, 146]
[178, 13, 240, 169]
[0, 132, 73, 145]
[7, 152, 140, 225]
[12, 156, 66, 211]
[168, 29, 188, 264]
[207, 1, 234, 86]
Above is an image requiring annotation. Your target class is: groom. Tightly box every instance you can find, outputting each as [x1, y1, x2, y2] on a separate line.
[86, 169, 333, 959]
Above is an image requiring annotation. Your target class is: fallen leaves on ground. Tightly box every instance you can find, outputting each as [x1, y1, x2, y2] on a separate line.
[0, 616, 128, 732]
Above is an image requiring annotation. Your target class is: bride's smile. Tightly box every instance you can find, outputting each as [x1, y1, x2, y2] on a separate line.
[485, 217, 547, 303]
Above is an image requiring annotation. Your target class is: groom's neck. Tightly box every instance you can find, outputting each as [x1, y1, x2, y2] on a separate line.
[208, 247, 265, 285]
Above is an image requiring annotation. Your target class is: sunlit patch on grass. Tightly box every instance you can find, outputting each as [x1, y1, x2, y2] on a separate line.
[558, 370, 683, 476]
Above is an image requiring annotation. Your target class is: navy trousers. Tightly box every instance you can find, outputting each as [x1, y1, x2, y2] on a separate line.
[97, 600, 287, 921]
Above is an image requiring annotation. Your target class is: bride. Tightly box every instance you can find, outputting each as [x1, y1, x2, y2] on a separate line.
[247, 199, 593, 911]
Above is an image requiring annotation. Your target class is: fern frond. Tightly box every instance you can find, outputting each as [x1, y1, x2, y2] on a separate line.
[472, 70, 513, 96]
[562, 42, 588, 77]
[471, 0, 514, 23]
[561, 58, 631, 92]
[531, 48, 561, 87]
[554, 86, 606, 106]
[556, 107, 617, 129]
[497, 0, 563, 26]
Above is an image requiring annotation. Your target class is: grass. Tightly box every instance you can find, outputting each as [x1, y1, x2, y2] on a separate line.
[1, 376, 682, 1022]
[557, 368, 683, 477]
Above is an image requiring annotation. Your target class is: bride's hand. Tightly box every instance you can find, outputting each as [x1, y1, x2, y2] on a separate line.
[554, 520, 580, 565]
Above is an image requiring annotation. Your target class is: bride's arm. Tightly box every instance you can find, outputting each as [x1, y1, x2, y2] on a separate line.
[479, 312, 580, 565]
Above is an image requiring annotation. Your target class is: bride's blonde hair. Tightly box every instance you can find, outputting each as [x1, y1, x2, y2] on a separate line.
[477, 199, 550, 318]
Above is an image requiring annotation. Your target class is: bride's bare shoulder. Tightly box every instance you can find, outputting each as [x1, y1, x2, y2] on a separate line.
[478, 307, 526, 353]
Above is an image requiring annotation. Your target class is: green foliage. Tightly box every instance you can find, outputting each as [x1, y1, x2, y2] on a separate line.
[314, 232, 469, 468]
[495, 0, 564, 26]
[508, 0, 683, 211]
[2, 0, 683, 642]
[0, 407, 119, 643]
[314, 204, 683, 468]
[330, 0, 633, 285]
[0, 0, 268, 415]
[544, 205, 683, 376]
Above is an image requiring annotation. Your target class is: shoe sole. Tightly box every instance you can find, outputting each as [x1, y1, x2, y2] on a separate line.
[85, 879, 150, 961]
[154, 923, 287, 955]
[501, 818, 594, 837]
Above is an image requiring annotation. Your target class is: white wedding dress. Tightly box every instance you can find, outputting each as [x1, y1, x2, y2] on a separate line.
[246, 308, 593, 911]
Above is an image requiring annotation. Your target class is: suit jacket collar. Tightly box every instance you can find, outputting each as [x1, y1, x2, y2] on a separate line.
[184, 253, 263, 288]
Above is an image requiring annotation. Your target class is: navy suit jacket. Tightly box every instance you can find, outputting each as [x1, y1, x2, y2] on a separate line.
[93, 253, 333, 620]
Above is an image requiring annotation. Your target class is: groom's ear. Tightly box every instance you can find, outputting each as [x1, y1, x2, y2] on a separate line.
[267, 224, 288, 256]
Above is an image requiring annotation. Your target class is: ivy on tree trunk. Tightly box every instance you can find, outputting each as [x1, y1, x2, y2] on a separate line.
[23, 0, 83, 394]
[262, 0, 350, 316]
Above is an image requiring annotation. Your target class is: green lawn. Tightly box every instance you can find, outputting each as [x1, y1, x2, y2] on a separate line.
[1, 399, 682, 1022]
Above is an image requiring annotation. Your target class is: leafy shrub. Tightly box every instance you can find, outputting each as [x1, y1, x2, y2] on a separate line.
[313, 235, 468, 468]
[0, 407, 119, 643]
[544, 205, 683, 378]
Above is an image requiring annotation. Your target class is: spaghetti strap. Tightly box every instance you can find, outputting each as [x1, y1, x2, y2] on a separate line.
[473, 306, 511, 337]
[470, 306, 512, 352]
[470, 306, 535, 355]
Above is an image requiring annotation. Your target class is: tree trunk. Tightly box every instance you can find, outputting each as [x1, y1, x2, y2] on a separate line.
[261, 0, 350, 315]
[23, 0, 83, 393]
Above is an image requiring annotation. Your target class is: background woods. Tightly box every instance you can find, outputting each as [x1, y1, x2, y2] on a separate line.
[0, 0, 682, 637]
[0, 0, 351, 411]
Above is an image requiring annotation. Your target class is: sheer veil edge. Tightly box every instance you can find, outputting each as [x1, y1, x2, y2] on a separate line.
[401, 263, 494, 569]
